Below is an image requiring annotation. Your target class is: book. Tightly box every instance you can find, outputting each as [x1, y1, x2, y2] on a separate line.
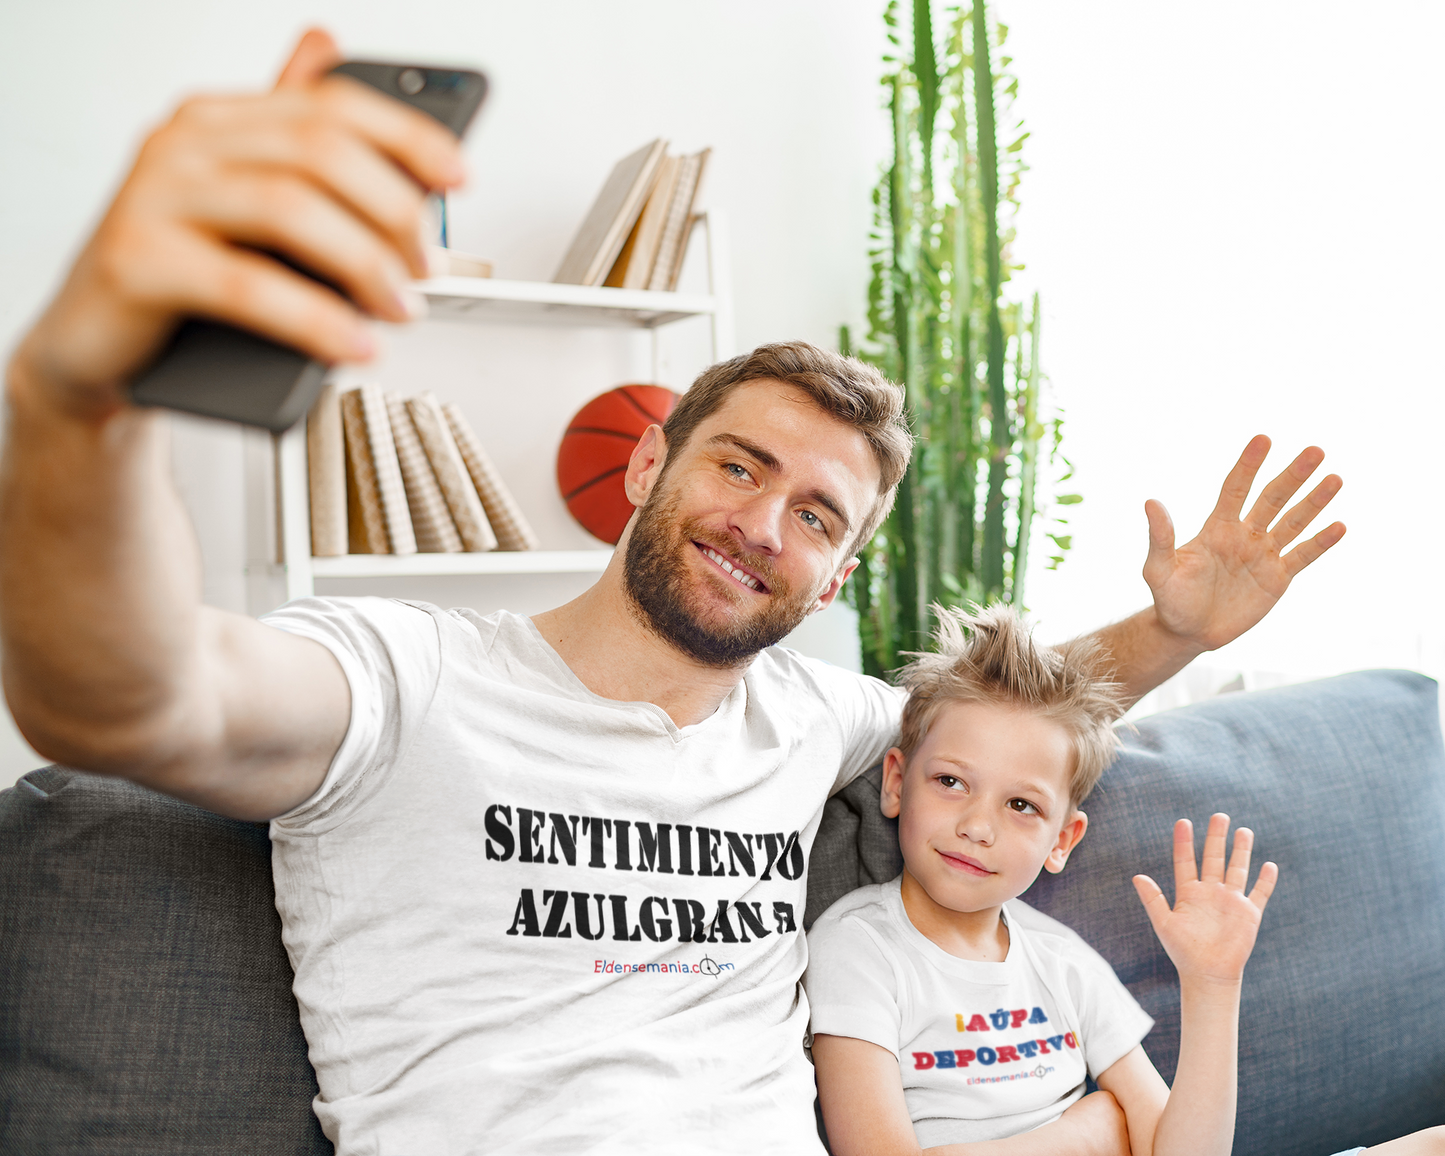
[443, 401, 542, 552]
[306, 383, 347, 557]
[553, 139, 668, 287]
[406, 392, 498, 552]
[340, 388, 391, 554]
[604, 154, 681, 290]
[361, 384, 417, 555]
[649, 148, 710, 292]
[385, 392, 464, 554]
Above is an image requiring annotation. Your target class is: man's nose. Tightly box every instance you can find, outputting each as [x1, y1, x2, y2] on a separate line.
[727, 494, 785, 557]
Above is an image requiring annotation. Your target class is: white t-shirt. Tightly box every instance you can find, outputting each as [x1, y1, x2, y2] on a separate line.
[262, 596, 903, 1156]
[804, 878, 1153, 1147]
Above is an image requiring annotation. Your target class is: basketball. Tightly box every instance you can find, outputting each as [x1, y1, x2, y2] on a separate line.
[556, 384, 681, 545]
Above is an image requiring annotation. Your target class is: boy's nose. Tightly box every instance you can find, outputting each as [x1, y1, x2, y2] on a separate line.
[956, 809, 993, 844]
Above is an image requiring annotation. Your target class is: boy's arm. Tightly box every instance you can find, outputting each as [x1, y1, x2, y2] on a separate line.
[1096, 814, 1277, 1156]
[1079, 435, 1344, 703]
[813, 1034, 1131, 1156]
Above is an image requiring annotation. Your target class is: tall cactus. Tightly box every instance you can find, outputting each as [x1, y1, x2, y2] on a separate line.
[845, 0, 1075, 678]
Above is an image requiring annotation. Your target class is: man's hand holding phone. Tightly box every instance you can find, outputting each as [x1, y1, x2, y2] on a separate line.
[8, 29, 466, 424]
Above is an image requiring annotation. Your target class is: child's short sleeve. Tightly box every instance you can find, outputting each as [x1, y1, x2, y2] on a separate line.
[1066, 943, 1155, 1080]
[803, 910, 903, 1055]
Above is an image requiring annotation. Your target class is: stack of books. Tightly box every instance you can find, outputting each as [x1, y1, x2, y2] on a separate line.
[553, 140, 710, 291]
[306, 384, 541, 558]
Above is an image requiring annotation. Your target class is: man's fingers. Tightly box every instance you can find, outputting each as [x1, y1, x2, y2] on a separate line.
[1171, 818, 1198, 886]
[182, 172, 425, 323]
[135, 229, 376, 365]
[320, 74, 467, 191]
[1281, 521, 1347, 578]
[1243, 445, 1326, 532]
[1209, 434, 1271, 522]
[1200, 813, 1230, 882]
[1141, 499, 1176, 588]
[1268, 473, 1343, 549]
[1224, 826, 1254, 891]
[1248, 861, 1280, 912]
[275, 28, 343, 90]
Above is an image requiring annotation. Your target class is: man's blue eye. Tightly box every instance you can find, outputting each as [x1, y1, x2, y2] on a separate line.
[799, 511, 821, 528]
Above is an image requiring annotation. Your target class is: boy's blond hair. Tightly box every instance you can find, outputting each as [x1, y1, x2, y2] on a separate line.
[896, 604, 1128, 808]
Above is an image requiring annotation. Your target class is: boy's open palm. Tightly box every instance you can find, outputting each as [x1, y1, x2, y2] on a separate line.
[1132, 814, 1278, 986]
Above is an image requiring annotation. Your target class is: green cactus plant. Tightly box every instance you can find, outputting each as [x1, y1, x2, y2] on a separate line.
[844, 0, 1078, 678]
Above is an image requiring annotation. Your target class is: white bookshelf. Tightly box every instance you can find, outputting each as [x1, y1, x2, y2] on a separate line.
[275, 212, 734, 604]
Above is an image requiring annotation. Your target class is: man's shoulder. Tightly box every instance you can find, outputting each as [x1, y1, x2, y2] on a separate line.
[752, 645, 902, 706]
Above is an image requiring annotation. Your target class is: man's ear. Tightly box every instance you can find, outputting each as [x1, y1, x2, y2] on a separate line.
[623, 425, 667, 508]
[880, 747, 906, 819]
[808, 556, 860, 615]
[1044, 810, 1088, 874]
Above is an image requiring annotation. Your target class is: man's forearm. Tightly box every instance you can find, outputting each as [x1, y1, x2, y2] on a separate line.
[1084, 608, 1205, 706]
[0, 353, 205, 773]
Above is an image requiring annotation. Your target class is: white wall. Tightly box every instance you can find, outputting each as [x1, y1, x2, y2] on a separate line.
[2, 1, 1442, 786]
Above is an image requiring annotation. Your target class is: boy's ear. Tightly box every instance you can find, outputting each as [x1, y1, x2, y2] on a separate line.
[880, 747, 906, 819]
[1044, 810, 1088, 874]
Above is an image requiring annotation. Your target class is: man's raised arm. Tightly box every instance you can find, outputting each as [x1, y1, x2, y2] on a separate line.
[0, 31, 465, 820]
[1084, 435, 1345, 703]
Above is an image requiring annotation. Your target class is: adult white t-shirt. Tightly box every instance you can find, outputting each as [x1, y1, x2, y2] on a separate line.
[262, 596, 902, 1156]
[804, 878, 1153, 1146]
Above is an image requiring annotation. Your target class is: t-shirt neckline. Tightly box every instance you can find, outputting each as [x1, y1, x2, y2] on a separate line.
[883, 876, 1018, 983]
[509, 611, 749, 741]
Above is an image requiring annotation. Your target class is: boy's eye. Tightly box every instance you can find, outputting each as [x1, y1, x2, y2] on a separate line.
[937, 775, 964, 791]
[1007, 798, 1040, 815]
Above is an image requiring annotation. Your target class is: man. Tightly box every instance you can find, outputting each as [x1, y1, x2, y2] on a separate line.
[0, 29, 1344, 1156]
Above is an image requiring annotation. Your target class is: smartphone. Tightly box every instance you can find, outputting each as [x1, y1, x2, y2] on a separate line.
[128, 62, 488, 432]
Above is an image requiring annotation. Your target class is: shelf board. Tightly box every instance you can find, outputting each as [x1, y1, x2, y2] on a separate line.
[310, 549, 613, 579]
[419, 276, 716, 329]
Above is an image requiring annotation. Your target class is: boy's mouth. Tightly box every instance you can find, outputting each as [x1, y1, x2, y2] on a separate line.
[938, 850, 994, 877]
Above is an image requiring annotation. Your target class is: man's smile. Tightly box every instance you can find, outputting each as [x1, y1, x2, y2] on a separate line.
[695, 542, 769, 594]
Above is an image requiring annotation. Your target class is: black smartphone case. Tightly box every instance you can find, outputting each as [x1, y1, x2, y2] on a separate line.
[128, 63, 487, 432]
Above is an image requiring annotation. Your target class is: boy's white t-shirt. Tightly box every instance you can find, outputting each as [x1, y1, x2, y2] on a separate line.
[804, 878, 1153, 1146]
[261, 596, 903, 1156]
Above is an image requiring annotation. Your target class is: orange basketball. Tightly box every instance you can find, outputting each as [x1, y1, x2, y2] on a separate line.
[557, 385, 681, 544]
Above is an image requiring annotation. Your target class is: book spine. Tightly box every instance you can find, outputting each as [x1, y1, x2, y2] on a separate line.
[406, 393, 498, 552]
[340, 388, 390, 554]
[306, 382, 348, 557]
[621, 154, 681, 290]
[443, 401, 542, 552]
[661, 149, 710, 292]
[358, 384, 417, 556]
[649, 149, 708, 292]
[385, 392, 464, 554]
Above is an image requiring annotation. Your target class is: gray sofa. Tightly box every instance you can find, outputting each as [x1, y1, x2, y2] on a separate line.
[3, 670, 1444, 1154]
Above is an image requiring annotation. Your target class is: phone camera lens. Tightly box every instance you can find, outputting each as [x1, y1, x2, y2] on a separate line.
[398, 68, 426, 96]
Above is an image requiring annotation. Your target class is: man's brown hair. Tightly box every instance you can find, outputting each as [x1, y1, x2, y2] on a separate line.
[896, 604, 1128, 808]
[661, 342, 912, 553]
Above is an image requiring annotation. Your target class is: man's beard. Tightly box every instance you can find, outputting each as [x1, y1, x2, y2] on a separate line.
[623, 480, 823, 668]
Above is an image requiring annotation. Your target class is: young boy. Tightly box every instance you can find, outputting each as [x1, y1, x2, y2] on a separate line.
[804, 604, 1275, 1156]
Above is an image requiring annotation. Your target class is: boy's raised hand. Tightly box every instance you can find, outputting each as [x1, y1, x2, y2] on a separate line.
[1132, 814, 1278, 986]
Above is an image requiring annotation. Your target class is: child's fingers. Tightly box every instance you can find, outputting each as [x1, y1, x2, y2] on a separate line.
[1248, 861, 1279, 911]
[1224, 826, 1254, 891]
[1171, 818, 1198, 887]
[1132, 874, 1170, 935]
[1199, 812, 1230, 882]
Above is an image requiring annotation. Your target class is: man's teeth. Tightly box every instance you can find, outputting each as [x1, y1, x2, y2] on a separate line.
[702, 546, 762, 591]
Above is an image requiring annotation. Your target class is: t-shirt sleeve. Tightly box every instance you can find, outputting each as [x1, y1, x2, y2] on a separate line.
[262, 596, 444, 831]
[1066, 941, 1155, 1080]
[798, 659, 905, 795]
[803, 910, 903, 1056]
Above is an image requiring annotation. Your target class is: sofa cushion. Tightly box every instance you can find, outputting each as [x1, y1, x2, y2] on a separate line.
[807, 670, 1445, 1154]
[0, 767, 331, 1155]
